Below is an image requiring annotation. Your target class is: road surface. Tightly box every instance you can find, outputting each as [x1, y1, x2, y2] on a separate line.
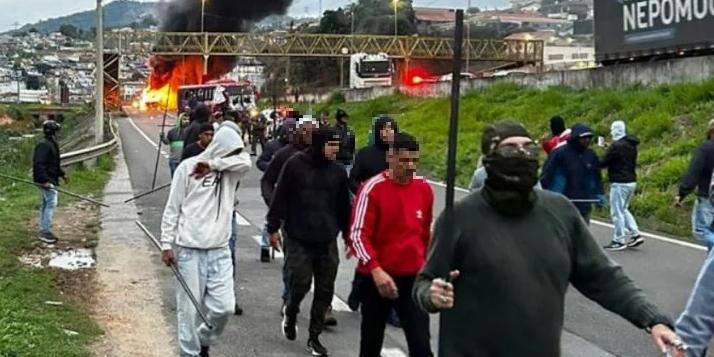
[116, 111, 710, 356]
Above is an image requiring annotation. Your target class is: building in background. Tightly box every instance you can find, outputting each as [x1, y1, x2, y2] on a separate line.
[506, 31, 595, 71]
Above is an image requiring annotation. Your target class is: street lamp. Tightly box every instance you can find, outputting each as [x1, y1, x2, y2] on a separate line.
[340, 47, 349, 88]
[393, 0, 399, 37]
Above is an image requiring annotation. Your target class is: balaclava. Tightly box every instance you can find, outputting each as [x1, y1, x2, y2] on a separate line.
[43, 120, 61, 139]
[309, 126, 340, 166]
[482, 121, 539, 192]
[550, 115, 565, 136]
[611, 120, 626, 141]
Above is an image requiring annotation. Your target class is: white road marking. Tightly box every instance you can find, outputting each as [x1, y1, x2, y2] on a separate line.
[126, 117, 170, 159]
[426, 180, 708, 251]
[235, 212, 251, 226]
[381, 348, 408, 357]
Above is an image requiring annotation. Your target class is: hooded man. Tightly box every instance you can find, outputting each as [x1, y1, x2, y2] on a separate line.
[334, 109, 356, 174]
[675, 118, 714, 250]
[541, 115, 571, 154]
[601, 120, 643, 251]
[349, 116, 398, 194]
[160, 124, 252, 357]
[540, 123, 606, 223]
[347, 115, 399, 320]
[412, 121, 684, 357]
[267, 126, 351, 357]
[32, 120, 67, 244]
[182, 103, 211, 146]
[255, 118, 297, 262]
[260, 116, 315, 300]
[162, 113, 190, 176]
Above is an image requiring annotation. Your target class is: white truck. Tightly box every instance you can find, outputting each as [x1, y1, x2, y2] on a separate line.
[349, 52, 393, 89]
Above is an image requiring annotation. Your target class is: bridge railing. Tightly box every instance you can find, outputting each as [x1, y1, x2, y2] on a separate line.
[104, 31, 543, 64]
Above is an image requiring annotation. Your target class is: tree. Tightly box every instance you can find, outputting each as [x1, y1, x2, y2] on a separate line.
[59, 24, 79, 38]
[319, 9, 350, 34]
[352, 0, 417, 35]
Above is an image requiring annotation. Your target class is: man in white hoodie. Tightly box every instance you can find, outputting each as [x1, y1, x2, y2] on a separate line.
[160, 124, 252, 357]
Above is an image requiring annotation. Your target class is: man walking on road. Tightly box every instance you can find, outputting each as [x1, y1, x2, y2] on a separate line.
[160, 124, 252, 357]
[182, 103, 211, 146]
[267, 126, 351, 357]
[413, 121, 685, 357]
[541, 123, 606, 223]
[351, 132, 434, 357]
[601, 120, 643, 251]
[162, 114, 190, 176]
[33, 120, 67, 244]
[675, 119, 714, 250]
[334, 109, 356, 175]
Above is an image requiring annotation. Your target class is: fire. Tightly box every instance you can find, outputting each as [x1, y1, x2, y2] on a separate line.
[138, 56, 237, 112]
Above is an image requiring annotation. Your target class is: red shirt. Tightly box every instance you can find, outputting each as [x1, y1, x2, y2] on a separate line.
[542, 129, 571, 154]
[349, 171, 434, 276]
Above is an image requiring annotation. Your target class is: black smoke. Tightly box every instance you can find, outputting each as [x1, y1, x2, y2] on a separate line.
[161, 0, 294, 32]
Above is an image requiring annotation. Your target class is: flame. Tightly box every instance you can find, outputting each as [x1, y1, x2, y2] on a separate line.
[139, 56, 237, 111]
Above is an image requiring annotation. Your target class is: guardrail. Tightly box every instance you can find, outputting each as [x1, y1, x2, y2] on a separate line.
[60, 115, 118, 168]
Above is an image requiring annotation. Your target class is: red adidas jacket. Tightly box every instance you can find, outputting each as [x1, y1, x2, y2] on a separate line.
[349, 171, 434, 276]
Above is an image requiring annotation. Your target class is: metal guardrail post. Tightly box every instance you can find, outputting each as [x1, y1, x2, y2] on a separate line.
[60, 114, 119, 168]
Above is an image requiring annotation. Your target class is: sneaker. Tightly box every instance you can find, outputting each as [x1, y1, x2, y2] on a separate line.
[260, 247, 270, 263]
[280, 302, 286, 317]
[627, 235, 645, 248]
[200, 345, 210, 357]
[282, 309, 297, 341]
[604, 242, 628, 251]
[38, 231, 58, 244]
[307, 336, 329, 357]
[386, 309, 401, 328]
[324, 306, 337, 327]
[234, 303, 243, 316]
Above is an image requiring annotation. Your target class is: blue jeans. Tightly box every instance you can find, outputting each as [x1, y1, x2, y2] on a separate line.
[609, 183, 640, 244]
[169, 159, 180, 177]
[39, 188, 58, 234]
[692, 198, 714, 250]
[175, 246, 234, 357]
[676, 249, 714, 356]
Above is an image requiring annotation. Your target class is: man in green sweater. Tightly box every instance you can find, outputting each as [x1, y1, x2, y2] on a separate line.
[412, 121, 685, 357]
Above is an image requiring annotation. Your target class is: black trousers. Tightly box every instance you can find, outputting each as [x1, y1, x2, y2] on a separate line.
[285, 239, 339, 337]
[358, 274, 433, 357]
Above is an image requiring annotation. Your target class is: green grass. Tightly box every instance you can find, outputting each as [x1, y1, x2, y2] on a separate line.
[300, 79, 714, 239]
[0, 117, 113, 356]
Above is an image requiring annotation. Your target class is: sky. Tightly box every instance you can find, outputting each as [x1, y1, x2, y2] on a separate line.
[0, 0, 509, 33]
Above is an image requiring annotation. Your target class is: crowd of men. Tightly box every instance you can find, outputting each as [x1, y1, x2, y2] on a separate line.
[31, 100, 714, 356]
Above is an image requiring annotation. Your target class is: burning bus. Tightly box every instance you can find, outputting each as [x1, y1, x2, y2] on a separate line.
[177, 79, 258, 113]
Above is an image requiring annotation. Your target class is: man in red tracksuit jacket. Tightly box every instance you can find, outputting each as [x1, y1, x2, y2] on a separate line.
[349, 132, 434, 357]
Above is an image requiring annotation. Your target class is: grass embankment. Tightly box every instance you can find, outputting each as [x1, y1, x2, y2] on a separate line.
[304, 80, 714, 239]
[0, 105, 113, 357]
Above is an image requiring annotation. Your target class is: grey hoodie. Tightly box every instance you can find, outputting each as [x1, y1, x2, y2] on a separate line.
[160, 124, 252, 250]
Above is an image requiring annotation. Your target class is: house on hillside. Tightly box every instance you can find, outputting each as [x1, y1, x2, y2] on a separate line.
[474, 10, 571, 33]
[414, 7, 457, 33]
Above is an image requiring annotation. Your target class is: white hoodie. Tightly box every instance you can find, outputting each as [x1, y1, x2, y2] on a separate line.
[160, 124, 252, 250]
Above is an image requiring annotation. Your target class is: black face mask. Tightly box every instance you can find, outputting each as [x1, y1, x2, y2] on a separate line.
[484, 155, 539, 192]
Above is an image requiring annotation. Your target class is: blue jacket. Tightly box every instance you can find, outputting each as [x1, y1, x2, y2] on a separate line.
[541, 124, 604, 214]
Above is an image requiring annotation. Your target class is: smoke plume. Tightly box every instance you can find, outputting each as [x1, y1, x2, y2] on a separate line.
[161, 0, 294, 32]
[146, 0, 294, 96]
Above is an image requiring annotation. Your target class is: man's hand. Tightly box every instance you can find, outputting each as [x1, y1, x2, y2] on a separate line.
[650, 324, 686, 357]
[270, 232, 282, 252]
[191, 162, 211, 179]
[371, 267, 398, 300]
[159, 132, 165, 142]
[429, 270, 460, 310]
[161, 249, 176, 267]
[345, 244, 355, 259]
[41, 182, 52, 189]
[673, 195, 683, 208]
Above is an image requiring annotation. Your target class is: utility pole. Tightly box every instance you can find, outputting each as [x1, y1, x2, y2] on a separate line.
[393, 0, 399, 37]
[466, 0, 471, 72]
[95, 0, 104, 146]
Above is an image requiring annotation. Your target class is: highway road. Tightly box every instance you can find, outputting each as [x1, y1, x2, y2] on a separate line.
[117, 110, 710, 356]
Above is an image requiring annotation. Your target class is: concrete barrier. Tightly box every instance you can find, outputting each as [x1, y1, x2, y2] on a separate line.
[341, 54, 714, 102]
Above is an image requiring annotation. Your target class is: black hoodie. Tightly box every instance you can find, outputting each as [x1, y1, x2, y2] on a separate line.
[181, 104, 211, 145]
[33, 134, 65, 185]
[348, 116, 398, 194]
[601, 135, 639, 183]
[266, 127, 351, 245]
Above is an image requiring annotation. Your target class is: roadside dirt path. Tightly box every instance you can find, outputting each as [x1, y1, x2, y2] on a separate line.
[91, 146, 174, 357]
